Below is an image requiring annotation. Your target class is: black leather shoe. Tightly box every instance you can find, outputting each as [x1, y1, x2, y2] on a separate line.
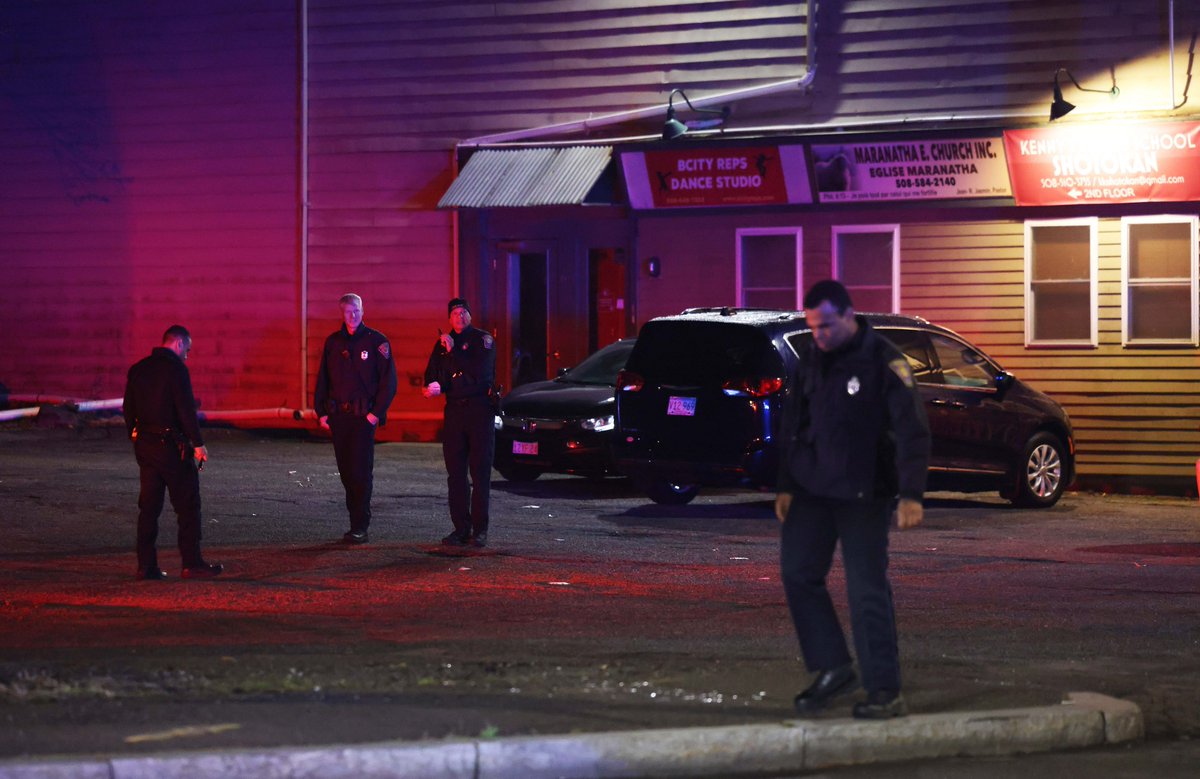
[137, 567, 168, 581]
[181, 562, 223, 579]
[794, 664, 858, 715]
[441, 531, 469, 547]
[853, 690, 908, 719]
[342, 530, 369, 544]
[469, 533, 488, 548]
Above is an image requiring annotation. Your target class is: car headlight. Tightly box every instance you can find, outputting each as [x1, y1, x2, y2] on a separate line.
[494, 415, 503, 431]
[580, 415, 615, 432]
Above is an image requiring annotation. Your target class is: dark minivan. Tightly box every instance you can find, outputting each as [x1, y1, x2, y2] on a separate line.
[613, 308, 1074, 507]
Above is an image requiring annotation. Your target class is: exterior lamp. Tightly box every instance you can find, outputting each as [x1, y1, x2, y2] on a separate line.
[662, 89, 730, 140]
[1050, 67, 1119, 121]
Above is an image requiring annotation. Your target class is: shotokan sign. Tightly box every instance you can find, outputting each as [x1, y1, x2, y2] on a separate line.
[621, 146, 812, 208]
[1004, 122, 1200, 206]
[810, 137, 1012, 203]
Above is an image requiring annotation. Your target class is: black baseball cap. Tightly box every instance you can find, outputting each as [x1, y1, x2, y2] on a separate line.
[448, 297, 470, 315]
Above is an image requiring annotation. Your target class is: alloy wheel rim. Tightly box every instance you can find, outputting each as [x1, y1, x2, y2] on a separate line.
[1026, 443, 1062, 498]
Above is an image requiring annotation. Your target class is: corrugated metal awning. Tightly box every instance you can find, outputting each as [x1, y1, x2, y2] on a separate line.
[438, 146, 613, 208]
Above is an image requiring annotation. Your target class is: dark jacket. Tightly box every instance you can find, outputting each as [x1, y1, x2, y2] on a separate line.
[314, 323, 398, 423]
[778, 317, 931, 502]
[123, 347, 204, 447]
[423, 325, 496, 400]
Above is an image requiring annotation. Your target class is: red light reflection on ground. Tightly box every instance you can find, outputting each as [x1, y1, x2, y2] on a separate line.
[0, 544, 785, 651]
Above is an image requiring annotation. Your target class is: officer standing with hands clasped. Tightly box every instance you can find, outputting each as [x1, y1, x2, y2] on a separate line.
[776, 280, 931, 720]
[315, 293, 397, 544]
[123, 324, 222, 580]
[423, 297, 497, 547]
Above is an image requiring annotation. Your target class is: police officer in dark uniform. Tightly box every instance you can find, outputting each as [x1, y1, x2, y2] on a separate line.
[775, 280, 931, 719]
[315, 293, 397, 544]
[123, 324, 223, 580]
[422, 297, 496, 547]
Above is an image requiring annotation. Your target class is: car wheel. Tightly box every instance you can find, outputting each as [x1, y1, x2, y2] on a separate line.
[1010, 432, 1066, 508]
[498, 465, 541, 482]
[642, 479, 700, 505]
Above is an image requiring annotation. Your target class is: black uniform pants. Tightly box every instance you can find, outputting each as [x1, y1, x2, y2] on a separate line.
[329, 413, 377, 532]
[134, 437, 203, 570]
[442, 397, 495, 537]
[780, 495, 901, 693]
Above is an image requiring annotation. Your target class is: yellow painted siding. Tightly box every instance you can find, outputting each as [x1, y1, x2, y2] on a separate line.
[901, 219, 1200, 482]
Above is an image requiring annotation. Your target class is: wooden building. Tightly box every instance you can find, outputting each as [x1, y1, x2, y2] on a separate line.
[2, 1, 1198, 488]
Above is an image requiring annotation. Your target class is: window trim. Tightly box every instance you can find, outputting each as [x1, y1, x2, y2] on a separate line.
[831, 224, 900, 313]
[735, 227, 803, 309]
[1120, 215, 1199, 347]
[1023, 217, 1099, 348]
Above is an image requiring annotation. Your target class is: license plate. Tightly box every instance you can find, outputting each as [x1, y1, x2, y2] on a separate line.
[513, 441, 538, 455]
[666, 396, 697, 417]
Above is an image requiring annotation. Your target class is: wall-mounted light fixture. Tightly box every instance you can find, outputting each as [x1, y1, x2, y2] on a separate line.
[662, 89, 730, 140]
[1049, 67, 1119, 121]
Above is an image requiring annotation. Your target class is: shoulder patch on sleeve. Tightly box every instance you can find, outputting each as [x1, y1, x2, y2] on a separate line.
[888, 358, 916, 388]
[482, 334, 494, 350]
[378, 341, 390, 359]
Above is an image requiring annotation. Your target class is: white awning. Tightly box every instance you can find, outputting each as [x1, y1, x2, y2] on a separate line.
[438, 146, 613, 208]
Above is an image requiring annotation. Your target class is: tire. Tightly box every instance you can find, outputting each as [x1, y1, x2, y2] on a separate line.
[497, 465, 541, 482]
[1010, 432, 1067, 508]
[643, 479, 700, 505]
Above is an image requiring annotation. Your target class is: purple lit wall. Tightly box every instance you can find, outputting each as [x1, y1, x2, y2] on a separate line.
[0, 2, 301, 410]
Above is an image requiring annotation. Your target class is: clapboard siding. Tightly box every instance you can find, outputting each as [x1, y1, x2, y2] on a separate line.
[901, 219, 1200, 482]
[304, 0, 811, 422]
[0, 1, 300, 409]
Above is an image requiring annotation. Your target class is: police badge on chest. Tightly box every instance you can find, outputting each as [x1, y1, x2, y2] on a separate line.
[847, 376, 861, 395]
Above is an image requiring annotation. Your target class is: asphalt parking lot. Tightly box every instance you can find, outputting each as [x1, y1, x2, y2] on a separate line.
[1, 423, 1198, 776]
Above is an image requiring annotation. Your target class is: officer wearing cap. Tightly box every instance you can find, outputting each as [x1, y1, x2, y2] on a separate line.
[775, 280, 931, 720]
[123, 324, 222, 580]
[315, 293, 397, 544]
[422, 297, 496, 547]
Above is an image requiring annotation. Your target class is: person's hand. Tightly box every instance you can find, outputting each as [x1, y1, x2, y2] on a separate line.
[896, 497, 923, 529]
[366, 412, 379, 426]
[775, 492, 793, 523]
[193, 445, 209, 467]
[422, 381, 441, 398]
[319, 415, 330, 430]
[439, 333, 453, 352]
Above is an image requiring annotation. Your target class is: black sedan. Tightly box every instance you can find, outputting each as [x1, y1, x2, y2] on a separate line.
[494, 338, 635, 481]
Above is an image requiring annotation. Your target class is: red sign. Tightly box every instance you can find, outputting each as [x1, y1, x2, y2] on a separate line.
[621, 146, 812, 209]
[1004, 122, 1200, 206]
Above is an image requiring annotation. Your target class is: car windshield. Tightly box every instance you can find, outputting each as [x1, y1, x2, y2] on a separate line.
[559, 341, 633, 385]
[628, 321, 784, 384]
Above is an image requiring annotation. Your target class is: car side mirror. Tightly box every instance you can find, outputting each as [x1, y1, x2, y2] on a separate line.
[995, 371, 1014, 393]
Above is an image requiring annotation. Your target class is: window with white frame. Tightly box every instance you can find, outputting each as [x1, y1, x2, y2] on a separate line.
[1121, 216, 1199, 345]
[736, 228, 802, 308]
[1024, 219, 1098, 346]
[832, 225, 899, 313]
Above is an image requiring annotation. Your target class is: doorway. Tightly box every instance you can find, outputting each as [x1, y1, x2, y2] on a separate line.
[510, 251, 548, 388]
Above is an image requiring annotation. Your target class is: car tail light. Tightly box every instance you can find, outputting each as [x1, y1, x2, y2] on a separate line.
[721, 376, 783, 398]
[617, 370, 644, 392]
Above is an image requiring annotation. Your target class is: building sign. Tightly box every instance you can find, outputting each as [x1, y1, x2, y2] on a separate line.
[811, 137, 1011, 203]
[621, 146, 812, 209]
[1004, 122, 1200, 206]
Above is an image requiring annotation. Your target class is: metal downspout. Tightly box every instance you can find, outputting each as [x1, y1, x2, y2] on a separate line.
[299, 0, 311, 409]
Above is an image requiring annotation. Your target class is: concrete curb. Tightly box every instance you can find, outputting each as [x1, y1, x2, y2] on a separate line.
[0, 692, 1142, 779]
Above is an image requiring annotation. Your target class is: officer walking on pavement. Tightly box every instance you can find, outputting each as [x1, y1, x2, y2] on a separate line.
[422, 297, 497, 547]
[123, 324, 223, 580]
[775, 280, 931, 719]
[315, 293, 397, 544]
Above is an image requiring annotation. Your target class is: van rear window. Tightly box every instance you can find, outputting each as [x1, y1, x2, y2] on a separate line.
[628, 321, 784, 384]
